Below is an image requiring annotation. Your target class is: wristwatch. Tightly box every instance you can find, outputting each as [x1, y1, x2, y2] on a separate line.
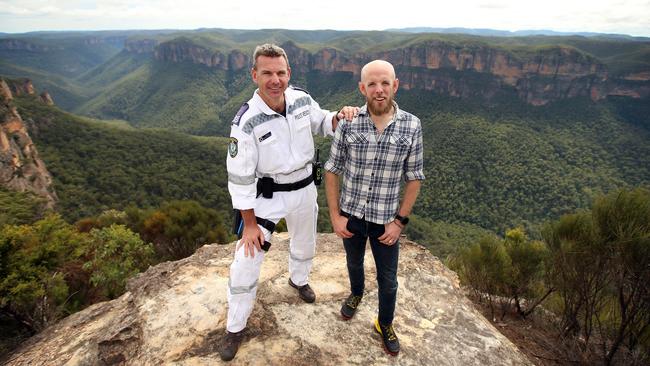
[394, 214, 409, 226]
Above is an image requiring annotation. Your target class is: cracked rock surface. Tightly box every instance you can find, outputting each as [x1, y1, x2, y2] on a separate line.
[6, 233, 531, 365]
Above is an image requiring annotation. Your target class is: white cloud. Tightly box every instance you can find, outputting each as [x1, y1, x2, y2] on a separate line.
[0, 0, 648, 36]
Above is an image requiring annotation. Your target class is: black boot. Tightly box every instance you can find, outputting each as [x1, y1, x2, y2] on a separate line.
[340, 294, 363, 320]
[219, 329, 245, 361]
[374, 318, 400, 356]
[289, 278, 316, 303]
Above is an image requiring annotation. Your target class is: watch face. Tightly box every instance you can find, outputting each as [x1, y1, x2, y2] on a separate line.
[396, 215, 409, 225]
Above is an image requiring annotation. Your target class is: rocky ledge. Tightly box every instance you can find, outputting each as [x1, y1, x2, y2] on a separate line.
[5, 233, 531, 365]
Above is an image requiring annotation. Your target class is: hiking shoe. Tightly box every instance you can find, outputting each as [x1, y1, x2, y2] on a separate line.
[219, 329, 245, 361]
[374, 318, 400, 356]
[289, 278, 316, 303]
[340, 294, 363, 320]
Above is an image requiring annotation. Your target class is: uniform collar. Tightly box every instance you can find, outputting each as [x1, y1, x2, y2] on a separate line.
[252, 86, 299, 116]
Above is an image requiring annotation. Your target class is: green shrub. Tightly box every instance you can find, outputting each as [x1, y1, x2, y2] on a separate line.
[0, 214, 89, 331]
[83, 225, 153, 299]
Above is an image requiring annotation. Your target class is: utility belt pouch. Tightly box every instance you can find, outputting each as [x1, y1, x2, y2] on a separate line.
[232, 209, 244, 239]
[312, 161, 322, 186]
[257, 177, 274, 199]
[261, 241, 272, 252]
[312, 149, 322, 186]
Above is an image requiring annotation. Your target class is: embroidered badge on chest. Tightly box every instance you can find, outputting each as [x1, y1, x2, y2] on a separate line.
[259, 131, 272, 142]
[229, 137, 238, 157]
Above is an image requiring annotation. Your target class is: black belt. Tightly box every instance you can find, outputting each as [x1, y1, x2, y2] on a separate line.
[340, 210, 351, 218]
[257, 175, 314, 198]
[256, 217, 275, 233]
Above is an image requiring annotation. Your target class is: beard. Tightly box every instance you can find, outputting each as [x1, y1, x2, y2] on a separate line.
[366, 95, 394, 116]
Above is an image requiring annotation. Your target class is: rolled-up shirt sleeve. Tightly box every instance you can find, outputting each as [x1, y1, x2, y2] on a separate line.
[324, 119, 348, 175]
[404, 120, 425, 181]
[227, 126, 258, 209]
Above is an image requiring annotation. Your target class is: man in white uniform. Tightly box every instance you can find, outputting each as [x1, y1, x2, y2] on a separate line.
[221, 43, 356, 361]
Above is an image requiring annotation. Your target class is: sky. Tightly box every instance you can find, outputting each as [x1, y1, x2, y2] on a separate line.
[1, 0, 649, 37]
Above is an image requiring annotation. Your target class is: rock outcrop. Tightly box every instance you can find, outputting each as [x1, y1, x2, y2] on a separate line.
[7, 78, 35, 97]
[0, 78, 57, 208]
[132, 37, 649, 106]
[154, 39, 248, 70]
[39, 91, 54, 105]
[125, 39, 158, 54]
[5, 233, 531, 365]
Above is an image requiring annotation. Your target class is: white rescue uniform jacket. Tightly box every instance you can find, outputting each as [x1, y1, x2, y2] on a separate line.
[227, 86, 337, 208]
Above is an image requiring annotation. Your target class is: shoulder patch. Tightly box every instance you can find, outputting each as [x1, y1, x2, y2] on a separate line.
[228, 137, 238, 158]
[231, 103, 249, 126]
[290, 85, 310, 95]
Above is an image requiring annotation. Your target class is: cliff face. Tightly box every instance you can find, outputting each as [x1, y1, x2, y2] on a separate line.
[5, 233, 531, 365]
[125, 39, 158, 54]
[0, 39, 57, 52]
[368, 43, 610, 105]
[153, 39, 248, 70]
[125, 39, 649, 105]
[0, 78, 57, 208]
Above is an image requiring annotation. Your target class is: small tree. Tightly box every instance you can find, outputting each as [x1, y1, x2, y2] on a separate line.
[454, 235, 510, 320]
[83, 225, 154, 299]
[503, 228, 551, 318]
[592, 188, 650, 365]
[543, 212, 610, 351]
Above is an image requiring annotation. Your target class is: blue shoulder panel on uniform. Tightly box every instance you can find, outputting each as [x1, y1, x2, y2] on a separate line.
[290, 85, 310, 95]
[231, 103, 249, 126]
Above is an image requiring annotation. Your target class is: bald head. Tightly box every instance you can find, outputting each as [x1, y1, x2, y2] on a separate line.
[358, 59, 399, 116]
[360, 60, 396, 83]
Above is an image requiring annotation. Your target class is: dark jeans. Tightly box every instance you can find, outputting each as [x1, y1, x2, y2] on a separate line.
[343, 214, 399, 325]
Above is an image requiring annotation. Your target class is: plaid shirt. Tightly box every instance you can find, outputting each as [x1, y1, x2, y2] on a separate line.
[325, 102, 425, 224]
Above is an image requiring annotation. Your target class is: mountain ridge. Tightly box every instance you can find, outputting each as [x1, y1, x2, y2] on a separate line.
[110, 34, 650, 106]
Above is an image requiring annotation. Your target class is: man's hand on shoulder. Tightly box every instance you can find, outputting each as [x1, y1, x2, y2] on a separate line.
[337, 106, 359, 122]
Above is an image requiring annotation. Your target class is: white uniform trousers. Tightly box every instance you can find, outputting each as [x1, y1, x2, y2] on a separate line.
[226, 183, 318, 333]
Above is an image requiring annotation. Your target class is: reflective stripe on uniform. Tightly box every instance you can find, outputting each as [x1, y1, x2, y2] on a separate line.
[228, 278, 258, 294]
[290, 252, 314, 262]
[242, 113, 278, 134]
[228, 172, 256, 185]
[287, 96, 311, 114]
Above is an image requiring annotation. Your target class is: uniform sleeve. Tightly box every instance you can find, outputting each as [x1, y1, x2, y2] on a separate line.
[227, 125, 258, 209]
[324, 120, 348, 175]
[404, 118, 425, 181]
[308, 95, 337, 137]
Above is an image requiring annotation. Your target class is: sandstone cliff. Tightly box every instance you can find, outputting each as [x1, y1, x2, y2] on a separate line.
[0, 78, 57, 208]
[0, 39, 57, 52]
[125, 39, 158, 54]
[5, 233, 531, 365]
[154, 39, 248, 70]
[129, 38, 649, 106]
